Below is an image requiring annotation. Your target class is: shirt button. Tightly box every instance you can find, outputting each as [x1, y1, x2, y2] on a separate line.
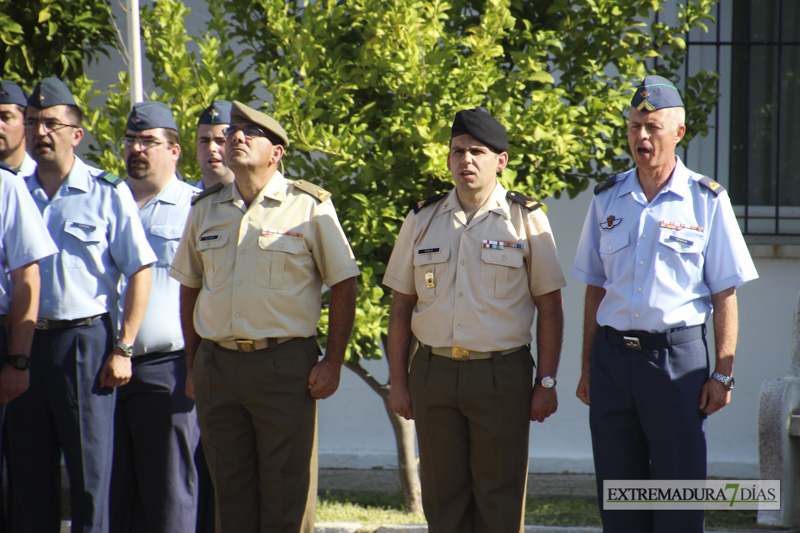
[501, 255, 507, 262]
[279, 244, 284, 249]
[236, 281, 242, 285]
[458, 292, 463, 298]
[461, 260, 466, 265]
[639, 260, 644, 265]
[235, 312, 240, 318]
[637, 287, 642, 292]
[646, 208, 651, 212]
[240, 249, 246, 254]
[465, 230, 470, 234]
[427, 254, 432, 260]
[634, 313, 640, 318]
[642, 234, 646, 239]
[608, 246, 613, 251]
[456, 325, 462, 330]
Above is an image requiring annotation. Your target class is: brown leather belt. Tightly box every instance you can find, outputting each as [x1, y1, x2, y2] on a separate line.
[214, 337, 294, 353]
[35, 314, 105, 331]
[427, 345, 525, 361]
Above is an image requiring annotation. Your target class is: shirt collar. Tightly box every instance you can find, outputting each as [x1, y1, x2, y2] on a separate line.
[436, 181, 509, 218]
[148, 175, 182, 206]
[619, 156, 690, 200]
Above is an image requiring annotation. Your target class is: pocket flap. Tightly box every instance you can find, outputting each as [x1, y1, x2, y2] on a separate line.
[481, 248, 524, 268]
[64, 220, 105, 243]
[197, 233, 229, 250]
[149, 224, 184, 240]
[258, 233, 305, 254]
[599, 232, 630, 255]
[413, 246, 450, 266]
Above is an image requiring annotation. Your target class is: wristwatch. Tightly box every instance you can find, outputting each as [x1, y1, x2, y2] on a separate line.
[6, 354, 31, 371]
[115, 340, 134, 358]
[711, 372, 735, 390]
[535, 376, 557, 389]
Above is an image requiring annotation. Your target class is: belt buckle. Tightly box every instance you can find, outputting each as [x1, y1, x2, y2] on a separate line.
[451, 347, 470, 361]
[236, 339, 255, 353]
[623, 336, 642, 351]
[35, 318, 48, 330]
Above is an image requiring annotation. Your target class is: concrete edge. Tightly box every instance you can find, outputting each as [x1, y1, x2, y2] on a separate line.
[313, 524, 603, 533]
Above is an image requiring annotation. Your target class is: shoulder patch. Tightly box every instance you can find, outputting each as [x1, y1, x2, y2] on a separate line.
[412, 191, 448, 214]
[97, 171, 123, 188]
[0, 161, 19, 175]
[698, 175, 725, 196]
[294, 179, 331, 202]
[191, 181, 224, 205]
[506, 191, 541, 212]
[594, 174, 622, 195]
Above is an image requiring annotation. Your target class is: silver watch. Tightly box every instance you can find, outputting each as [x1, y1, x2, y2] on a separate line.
[711, 372, 735, 390]
[115, 340, 134, 357]
[535, 376, 557, 389]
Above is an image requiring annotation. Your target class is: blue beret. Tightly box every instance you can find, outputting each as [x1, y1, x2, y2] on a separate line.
[631, 75, 684, 111]
[451, 108, 509, 152]
[0, 81, 27, 107]
[127, 101, 178, 131]
[198, 100, 232, 126]
[27, 77, 77, 109]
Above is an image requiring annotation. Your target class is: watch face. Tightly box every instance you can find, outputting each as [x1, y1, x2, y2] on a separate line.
[6, 355, 31, 370]
[541, 376, 556, 389]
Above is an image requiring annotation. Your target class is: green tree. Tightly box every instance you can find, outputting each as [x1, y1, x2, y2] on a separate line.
[55, 0, 718, 513]
[0, 0, 120, 86]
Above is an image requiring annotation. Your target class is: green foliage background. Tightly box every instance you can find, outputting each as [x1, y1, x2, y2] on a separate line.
[1, 0, 720, 366]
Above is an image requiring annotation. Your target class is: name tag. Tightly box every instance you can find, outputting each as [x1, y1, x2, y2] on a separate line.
[668, 235, 694, 246]
[418, 247, 440, 254]
[71, 222, 96, 231]
[200, 234, 219, 241]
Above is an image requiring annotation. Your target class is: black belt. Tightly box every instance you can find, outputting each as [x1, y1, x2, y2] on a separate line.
[35, 314, 106, 331]
[603, 324, 705, 351]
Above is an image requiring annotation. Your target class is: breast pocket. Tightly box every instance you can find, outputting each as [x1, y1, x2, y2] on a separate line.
[62, 219, 107, 269]
[258, 234, 310, 290]
[657, 228, 705, 284]
[197, 233, 230, 289]
[479, 248, 524, 299]
[413, 246, 450, 300]
[149, 224, 184, 266]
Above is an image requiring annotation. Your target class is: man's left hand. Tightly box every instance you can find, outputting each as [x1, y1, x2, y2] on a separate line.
[530, 386, 558, 423]
[699, 378, 731, 415]
[99, 350, 133, 388]
[307, 358, 343, 400]
[0, 366, 29, 404]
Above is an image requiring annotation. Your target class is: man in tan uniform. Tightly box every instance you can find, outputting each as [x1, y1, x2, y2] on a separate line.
[384, 108, 566, 533]
[170, 101, 359, 533]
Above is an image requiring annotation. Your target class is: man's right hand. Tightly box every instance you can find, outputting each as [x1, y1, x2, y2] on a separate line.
[0, 365, 29, 405]
[185, 372, 195, 401]
[576, 372, 590, 406]
[389, 382, 414, 420]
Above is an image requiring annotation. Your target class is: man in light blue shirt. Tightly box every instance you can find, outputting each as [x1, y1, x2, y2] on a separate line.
[0, 81, 36, 176]
[572, 75, 758, 533]
[110, 101, 201, 533]
[6, 77, 155, 533]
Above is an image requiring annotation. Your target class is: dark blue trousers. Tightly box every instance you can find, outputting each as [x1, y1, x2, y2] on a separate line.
[110, 350, 200, 533]
[589, 327, 709, 533]
[7, 315, 115, 533]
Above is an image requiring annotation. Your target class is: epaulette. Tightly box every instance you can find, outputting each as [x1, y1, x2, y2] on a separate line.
[0, 161, 19, 175]
[594, 174, 623, 195]
[506, 191, 542, 212]
[294, 179, 331, 202]
[698, 175, 725, 196]
[412, 191, 448, 214]
[98, 171, 123, 188]
[191, 181, 224, 205]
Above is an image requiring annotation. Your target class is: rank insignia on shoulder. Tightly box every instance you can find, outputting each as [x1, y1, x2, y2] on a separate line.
[191, 181, 224, 205]
[698, 175, 725, 196]
[294, 179, 331, 202]
[506, 191, 541, 211]
[412, 191, 448, 214]
[98, 171, 123, 187]
[594, 174, 622, 195]
[599, 215, 622, 230]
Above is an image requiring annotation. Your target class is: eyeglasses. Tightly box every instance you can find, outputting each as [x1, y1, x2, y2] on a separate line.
[23, 119, 79, 133]
[222, 124, 269, 140]
[121, 136, 165, 150]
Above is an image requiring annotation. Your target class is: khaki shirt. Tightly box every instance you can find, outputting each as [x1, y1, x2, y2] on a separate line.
[170, 172, 360, 342]
[383, 182, 565, 352]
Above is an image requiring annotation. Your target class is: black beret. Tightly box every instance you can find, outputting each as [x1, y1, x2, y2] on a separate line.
[27, 77, 77, 109]
[127, 101, 178, 131]
[0, 81, 27, 107]
[198, 100, 232, 126]
[450, 108, 508, 152]
[631, 75, 684, 112]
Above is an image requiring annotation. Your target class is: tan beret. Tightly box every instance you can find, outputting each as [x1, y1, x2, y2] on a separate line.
[230, 100, 289, 146]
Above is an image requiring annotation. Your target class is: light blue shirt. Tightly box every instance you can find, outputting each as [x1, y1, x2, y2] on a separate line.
[0, 169, 57, 315]
[26, 156, 156, 320]
[19, 153, 36, 178]
[119, 177, 199, 356]
[572, 157, 758, 333]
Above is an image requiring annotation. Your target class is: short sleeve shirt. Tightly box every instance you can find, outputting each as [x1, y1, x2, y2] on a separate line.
[169, 172, 360, 342]
[119, 177, 199, 356]
[571, 157, 758, 332]
[383, 182, 566, 352]
[26, 156, 157, 320]
[0, 169, 57, 315]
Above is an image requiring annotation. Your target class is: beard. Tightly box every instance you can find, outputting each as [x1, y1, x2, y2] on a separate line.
[126, 155, 150, 180]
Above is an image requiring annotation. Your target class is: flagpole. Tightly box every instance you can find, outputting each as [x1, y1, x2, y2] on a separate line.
[127, 0, 143, 103]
